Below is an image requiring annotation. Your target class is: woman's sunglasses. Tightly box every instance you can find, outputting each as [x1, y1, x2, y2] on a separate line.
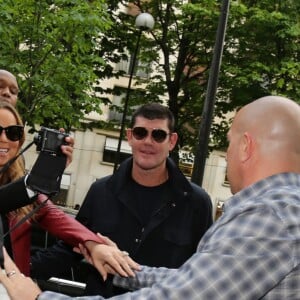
[0, 125, 24, 141]
[131, 127, 171, 143]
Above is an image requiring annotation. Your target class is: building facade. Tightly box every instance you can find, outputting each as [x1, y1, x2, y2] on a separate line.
[23, 125, 231, 220]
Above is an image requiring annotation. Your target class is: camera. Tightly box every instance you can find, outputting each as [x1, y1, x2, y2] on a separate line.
[34, 127, 69, 156]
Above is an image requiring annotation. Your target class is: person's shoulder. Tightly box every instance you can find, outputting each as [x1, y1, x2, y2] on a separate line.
[190, 181, 210, 197]
[188, 181, 212, 207]
[91, 174, 112, 186]
[79, 175, 114, 210]
[84, 175, 112, 197]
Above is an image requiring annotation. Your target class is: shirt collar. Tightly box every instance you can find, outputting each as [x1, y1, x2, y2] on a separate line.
[224, 172, 300, 213]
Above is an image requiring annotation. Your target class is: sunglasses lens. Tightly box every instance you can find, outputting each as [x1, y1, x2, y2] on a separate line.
[132, 127, 169, 143]
[6, 126, 24, 141]
[152, 129, 168, 143]
[132, 127, 148, 140]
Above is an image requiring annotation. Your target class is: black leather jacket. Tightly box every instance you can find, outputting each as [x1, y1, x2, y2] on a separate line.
[31, 158, 212, 297]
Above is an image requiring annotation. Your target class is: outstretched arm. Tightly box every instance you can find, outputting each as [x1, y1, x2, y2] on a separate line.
[36, 199, 139, 280]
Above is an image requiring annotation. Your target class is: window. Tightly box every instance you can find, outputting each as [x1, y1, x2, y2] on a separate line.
[128, 55, 151, 79]
[103, 137, 132, 164]
[108, 87, 139, 124]
[108, 92, 124, 123]
[115, 55, 151, 79]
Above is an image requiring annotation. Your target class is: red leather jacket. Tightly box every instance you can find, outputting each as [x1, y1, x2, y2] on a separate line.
[8, 194, 104, 276]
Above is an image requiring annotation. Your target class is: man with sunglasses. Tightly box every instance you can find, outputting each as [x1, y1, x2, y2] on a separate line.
[30, 103, 212, 297]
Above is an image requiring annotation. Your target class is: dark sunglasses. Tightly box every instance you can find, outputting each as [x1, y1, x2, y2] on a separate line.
[0, 125, 24, 141]
[132, 127, 171, 143]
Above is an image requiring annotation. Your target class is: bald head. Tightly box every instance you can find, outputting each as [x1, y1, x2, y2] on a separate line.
[227, 95, 300, 194]
[237, 96, 300, 152]
[0, 69, 19, 107]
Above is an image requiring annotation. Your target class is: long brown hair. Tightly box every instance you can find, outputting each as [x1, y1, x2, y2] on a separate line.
[0, 101, 33, 220]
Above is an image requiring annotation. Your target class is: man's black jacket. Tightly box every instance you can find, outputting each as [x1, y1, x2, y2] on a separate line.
[31, 158, 212, 297]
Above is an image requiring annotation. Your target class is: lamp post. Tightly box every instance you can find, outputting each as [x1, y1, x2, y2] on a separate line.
[113, 12, 155, 173]
[191, 0, 230, 185]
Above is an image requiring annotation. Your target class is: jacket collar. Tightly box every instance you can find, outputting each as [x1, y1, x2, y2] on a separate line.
[107, 157, 193, 195]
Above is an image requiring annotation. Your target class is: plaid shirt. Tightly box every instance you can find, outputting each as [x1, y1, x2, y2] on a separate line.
[39, 173, 300, 300]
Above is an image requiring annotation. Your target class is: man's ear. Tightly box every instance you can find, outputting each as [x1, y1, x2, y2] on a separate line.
[169, 132, 178, 151]
[240, 132, 253, 162]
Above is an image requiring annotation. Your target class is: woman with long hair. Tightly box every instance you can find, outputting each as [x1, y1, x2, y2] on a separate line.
[0, 101, 138, 279]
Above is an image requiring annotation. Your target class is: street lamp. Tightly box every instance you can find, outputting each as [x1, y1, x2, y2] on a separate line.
[113, 12, 155, 173]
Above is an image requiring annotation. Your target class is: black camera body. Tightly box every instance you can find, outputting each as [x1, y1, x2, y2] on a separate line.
[28, 127, 69, 195]
[34, 127, 69, 156]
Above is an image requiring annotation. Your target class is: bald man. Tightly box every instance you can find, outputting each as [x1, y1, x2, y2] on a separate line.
[1, 95, 300, 299]
[0, 70, 19, 107]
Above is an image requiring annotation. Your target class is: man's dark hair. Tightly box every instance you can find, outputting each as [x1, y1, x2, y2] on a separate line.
[130, 103, 175, 132]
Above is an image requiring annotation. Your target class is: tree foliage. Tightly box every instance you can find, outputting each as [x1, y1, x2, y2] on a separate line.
[0, 0, 111, 131]
[0, 0, 298, 155]
[98, 0, 300, 156]
[217, 0, 300, 119]
[212, 0, 300, 148]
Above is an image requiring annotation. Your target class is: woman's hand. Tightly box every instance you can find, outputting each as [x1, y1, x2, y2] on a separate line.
[74, 234, 140, 281]
[59, 128, 74, 167]
[0, 247, 41, 300]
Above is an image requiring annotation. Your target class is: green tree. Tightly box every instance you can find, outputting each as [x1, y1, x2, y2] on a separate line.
[194, 0, 300, 152]
[0, 0, 111, 131]
[97, 0, 299, 158]
[1, 0, 298, 159]
[216, 0, 300, 147]
[96, 0, 221, 163]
